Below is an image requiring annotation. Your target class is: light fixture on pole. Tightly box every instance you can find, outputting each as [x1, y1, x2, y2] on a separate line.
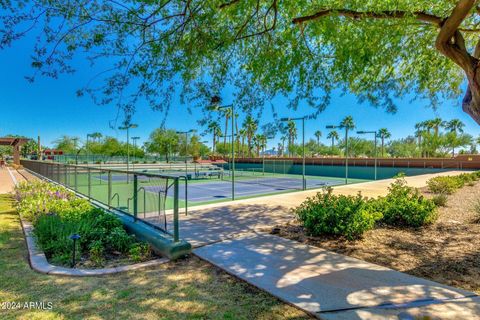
[357, 130, 378, 180]
[326, 123, 350, 184]
[209, 97, 235, 200]
[119, 123, 138, 182]
[280, 117, 307, 190]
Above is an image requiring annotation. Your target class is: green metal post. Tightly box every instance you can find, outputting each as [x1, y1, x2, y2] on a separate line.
[231, 105, 235, 200]
[345, 126, 349, 185]
[74, 166, 78, 191]
[302, 117, 306, 190]
[173, 179, 179, 242]
[108, 171, 112, 208]
[133, 175, 138, 222]
[87, 168, 91, 198]
[374, 133, 378, 180]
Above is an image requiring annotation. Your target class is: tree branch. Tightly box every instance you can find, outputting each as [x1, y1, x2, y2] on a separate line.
[292, 9, 443, 26]
[435, 0, 476, 71]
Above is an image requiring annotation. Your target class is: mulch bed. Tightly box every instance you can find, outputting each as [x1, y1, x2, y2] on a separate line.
[268, 182, 480, 293]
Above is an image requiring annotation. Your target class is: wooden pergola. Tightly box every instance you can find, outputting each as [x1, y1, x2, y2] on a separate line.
[0, 137, 30, 165]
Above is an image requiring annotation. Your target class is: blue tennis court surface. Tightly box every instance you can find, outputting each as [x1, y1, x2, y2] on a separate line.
[95, 170, 221, 182]
[144, 177, 344, 202]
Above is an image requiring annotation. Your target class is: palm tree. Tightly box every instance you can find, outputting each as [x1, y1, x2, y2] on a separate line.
[253, 134, 261, 156]
[327, 131, 339, 148]
[444, 119, 465, 156]
[377, 128, 392, 157]
[280, 136, 287, 157]
[340, 116, 355, 157]
[254, 134, 267, 156]
[208, 121, 222, 154]
[314, 130, 322, 145]
[239, 128, 247, 157]
[243, 115, 258, 157]
[429, 117, 443, 136]
[414, 122, 425, 145]
[235, 113, 240, 153]
[287, 120, 297, 156]
[444, 119, 465, 134]
[222, 108, 233, 149]
[340, 116, 355, 130]
[277, 143, 283, 157]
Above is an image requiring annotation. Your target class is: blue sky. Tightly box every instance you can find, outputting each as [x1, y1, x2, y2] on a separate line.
[1, 33, 479, 149]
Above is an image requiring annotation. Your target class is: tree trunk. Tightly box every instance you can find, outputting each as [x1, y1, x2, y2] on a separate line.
[213, 133, 216, 153]
[435, 0, 480, 125]
[381, 138, 385, 157]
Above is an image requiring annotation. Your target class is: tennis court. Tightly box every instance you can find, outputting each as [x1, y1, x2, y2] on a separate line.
[62, 157, 455, 214]
[144, 175, 346, 202]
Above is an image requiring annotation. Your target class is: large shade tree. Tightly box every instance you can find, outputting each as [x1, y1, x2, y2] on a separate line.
[3, 1, 480, 124]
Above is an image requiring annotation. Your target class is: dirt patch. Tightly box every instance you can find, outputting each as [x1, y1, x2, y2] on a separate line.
[269, 182, 480, 294]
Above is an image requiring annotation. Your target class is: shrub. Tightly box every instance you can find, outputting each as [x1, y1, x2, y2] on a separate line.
[106, 227, 134, 253]
[426, 172, 479, 194]
[16, 181, 147, 266]
[89, 240, 105, 266]
[128, 243, 151, 262]
[378, 177, 437, 227]
[295, 188, 382, 240]
[432, 194, 448, 207]
[34, 214, 78, 265]
[426, 176, 463, 194]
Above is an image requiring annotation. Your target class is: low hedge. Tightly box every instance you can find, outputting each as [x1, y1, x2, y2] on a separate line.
[295, 189, 382, 240]
[374, 177, 437, 227]
[426, 171, 480, 195]
[15, 181, 152, 266]
[295, 176, 438, 239]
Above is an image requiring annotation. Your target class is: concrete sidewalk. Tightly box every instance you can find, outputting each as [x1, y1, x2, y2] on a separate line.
[161, 170, 467, 248]
[183, 171, 480, 319]
[194, 233, 479, 319]
[0, 167, 16, 194]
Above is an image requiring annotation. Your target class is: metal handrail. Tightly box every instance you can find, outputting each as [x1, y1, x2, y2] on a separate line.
[111, 193, 120, 208]
[178, 175, 188, 216]
[137, 186, 147, 218]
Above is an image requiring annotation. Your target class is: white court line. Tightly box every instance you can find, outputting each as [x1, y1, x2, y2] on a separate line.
[7, 167, 18, 186]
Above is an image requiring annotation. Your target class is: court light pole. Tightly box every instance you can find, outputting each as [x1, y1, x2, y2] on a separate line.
[119, 123, 138, 182]
[176, 129, 196, 174]
[86, 133, 95, 163]
[209, 101, 235, 200]
[131, 136, 140, 172]
[280, 117, 306, 190]
[327, 123, 350, 184]
[357, 130, 378, 180]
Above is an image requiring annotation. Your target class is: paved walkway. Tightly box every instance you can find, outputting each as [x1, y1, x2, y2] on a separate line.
[163, 170, 466, 247]
[174, 170, 480, 319]
[0, 167, 17, 194]
[195, 233, 478, 319]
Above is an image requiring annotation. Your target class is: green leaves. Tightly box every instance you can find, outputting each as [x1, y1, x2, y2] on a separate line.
[295, 187, 382, 240]
[1, 1, 473, 121]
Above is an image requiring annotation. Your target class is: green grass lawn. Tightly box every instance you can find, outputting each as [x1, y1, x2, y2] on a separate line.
[0, 194, 309, 320]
